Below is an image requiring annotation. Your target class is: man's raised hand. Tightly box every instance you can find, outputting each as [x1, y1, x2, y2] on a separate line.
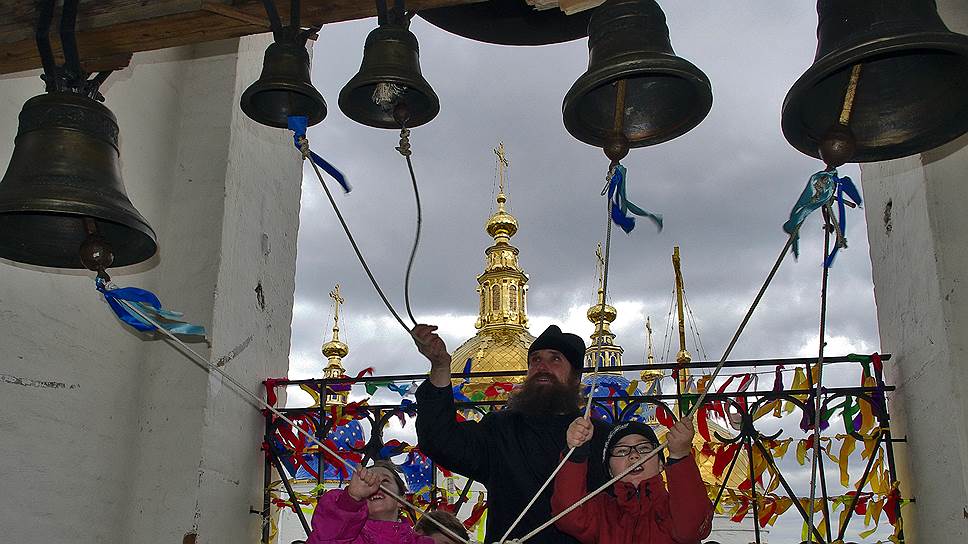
[412, 324, 450, 368]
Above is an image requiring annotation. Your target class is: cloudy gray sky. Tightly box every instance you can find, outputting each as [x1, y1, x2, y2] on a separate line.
[283, 1, 883, 541]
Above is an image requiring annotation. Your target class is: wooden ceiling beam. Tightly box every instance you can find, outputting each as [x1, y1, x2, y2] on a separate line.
[0, 0, 477, 76]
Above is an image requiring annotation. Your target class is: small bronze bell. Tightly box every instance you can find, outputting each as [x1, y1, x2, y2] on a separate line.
[562, 0, 712, 151]
[782, 0, 968, 163]
[0, 92, 157, 268]
[241, 38, 327, 129]
[339, 20, 439, 129]
[418, 0, 592, 46]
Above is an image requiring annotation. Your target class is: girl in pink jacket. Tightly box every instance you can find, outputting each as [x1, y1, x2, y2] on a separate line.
[307, 460, 435, 544]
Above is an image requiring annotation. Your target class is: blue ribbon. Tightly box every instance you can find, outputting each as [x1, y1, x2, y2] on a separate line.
[607, 164, 663, 234]
[96, 278, 206, 336]
[824, 172, 862, 268]
[287, 115, 351, 193]
[782, 168, 861, 266]
[782, 169, 837, 259]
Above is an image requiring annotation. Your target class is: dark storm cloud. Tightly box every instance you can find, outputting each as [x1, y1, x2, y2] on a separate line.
[288, 1, 879, 386]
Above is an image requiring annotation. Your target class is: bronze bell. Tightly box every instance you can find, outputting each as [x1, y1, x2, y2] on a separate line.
[562, 0, 713, 152]
[418, 0, 592, 46]
[0, 92, 157, 268]
[241, 38, 327, 129]
[782, 0, 968, 163]
[338, 21, 439, 129]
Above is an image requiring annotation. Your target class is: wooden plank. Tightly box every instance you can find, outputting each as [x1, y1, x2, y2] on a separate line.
[0, 0, 474, 76]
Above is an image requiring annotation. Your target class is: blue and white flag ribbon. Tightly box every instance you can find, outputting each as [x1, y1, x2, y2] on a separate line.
[782, 168, 861, 267]
[607, 164, 663, 234]
[96, 277, 206, 336]
[288, 115, 351, 193]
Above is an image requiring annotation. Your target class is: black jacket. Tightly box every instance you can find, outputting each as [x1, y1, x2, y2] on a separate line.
[415, 381, 611, 544]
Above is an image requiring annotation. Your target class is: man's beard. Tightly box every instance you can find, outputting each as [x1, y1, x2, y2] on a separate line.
[506, 372, 581, 416]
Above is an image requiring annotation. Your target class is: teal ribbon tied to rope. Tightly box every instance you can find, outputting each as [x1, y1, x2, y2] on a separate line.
[782, 168, 861, 266]
[607, 164, 663, 234]
[96, 277, 206, 336]
[287, 115, 351, 193]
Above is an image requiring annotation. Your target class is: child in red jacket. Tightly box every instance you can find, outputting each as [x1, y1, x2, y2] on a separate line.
[551, 418, 713, 544]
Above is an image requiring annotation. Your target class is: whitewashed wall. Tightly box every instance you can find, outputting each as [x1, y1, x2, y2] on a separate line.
[860, 1, 968, 541]
[0, 33, 301, 543]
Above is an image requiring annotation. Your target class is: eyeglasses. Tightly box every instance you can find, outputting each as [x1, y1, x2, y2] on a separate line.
[609, 442, 655, 457]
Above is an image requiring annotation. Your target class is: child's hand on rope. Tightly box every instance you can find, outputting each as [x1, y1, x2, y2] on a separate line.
[347, 467, 382, 501]
[412, 324, 450, 369]
[566, 416, 594, 449]
[667, 418, 695, 459]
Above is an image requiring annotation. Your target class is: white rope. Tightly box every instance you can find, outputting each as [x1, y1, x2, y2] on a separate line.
[113, 298, 470, 544]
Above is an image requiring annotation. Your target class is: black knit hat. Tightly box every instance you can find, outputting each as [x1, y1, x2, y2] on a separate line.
[602, 420, 663, 469]
[528, 325, 586, 371]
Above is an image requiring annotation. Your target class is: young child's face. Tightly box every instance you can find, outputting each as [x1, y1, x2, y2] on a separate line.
[364, 467, 402, 519]
[608, 434, 661, 486]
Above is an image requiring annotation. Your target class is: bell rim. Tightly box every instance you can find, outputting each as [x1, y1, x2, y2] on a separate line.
[781, 31, 968, 162]
[562, 53, 713, 149]
[0, 209, 158, 268]
[417, 1, 592, 46]
[240, 80, 328, 129]
[337, 77, 441, 129]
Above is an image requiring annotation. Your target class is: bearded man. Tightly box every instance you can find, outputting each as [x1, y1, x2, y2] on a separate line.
[412, 324, 611, 544]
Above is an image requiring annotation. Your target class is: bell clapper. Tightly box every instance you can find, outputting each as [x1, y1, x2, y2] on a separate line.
[79, 217, 114, 283]
[820, 64, 862, 169]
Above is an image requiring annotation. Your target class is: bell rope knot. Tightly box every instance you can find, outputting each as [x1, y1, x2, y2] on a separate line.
[95, 277, 206, 337]
[606, 164, 663, 234]
[782, 168, 861, 266]
[396, 128, 412, 157]
[286, 115, 352, 193]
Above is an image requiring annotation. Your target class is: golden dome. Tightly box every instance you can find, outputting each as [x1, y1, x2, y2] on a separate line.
[322, 338, 348, 359]
[485, 193, 518, 239]
[586, 300, 617, 324]
[450, 327, 535, 382]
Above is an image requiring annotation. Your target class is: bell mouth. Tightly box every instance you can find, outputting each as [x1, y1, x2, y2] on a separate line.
[418, 0, 592, 46]
[0, 212, 156, 269]
[782, 32, 968, 162]
[241, 81, 328, 129]
[563, 54, 713, 149]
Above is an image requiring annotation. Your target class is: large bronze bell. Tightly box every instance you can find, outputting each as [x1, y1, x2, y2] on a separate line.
[241, 38, 327, 129]
[782, 0, 968, 163]
[418, 0, 592, 46]
[562, 0, 712, 152]
[339, 21, 439, 129]
[0, 92, 157, 268]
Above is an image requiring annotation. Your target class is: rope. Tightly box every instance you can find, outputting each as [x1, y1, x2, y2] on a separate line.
[807, 214, 834, 543]
[113, 298, 470, 544]
[515, 226, 805, 543]
[498, 165, 617, 543]
[299, 137, 414, 335]
[397, 127, 421, 328]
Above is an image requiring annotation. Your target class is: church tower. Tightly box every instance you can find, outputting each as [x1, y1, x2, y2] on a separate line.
[585, 243, 623, 372]
[321, 284, 349, 406]
[450, 143, 535, 379]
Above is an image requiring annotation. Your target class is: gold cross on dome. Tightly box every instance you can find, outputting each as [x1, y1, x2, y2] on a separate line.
[329, 284, 344, 326]
[494, 142, 509, 193]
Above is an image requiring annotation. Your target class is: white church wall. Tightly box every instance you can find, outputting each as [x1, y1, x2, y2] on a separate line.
[859, 2, 968, 541]
[0, 33, 301, 543]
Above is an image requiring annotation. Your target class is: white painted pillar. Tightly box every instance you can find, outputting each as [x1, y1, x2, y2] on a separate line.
[0, 34, 302, 544]
[860, 3, 968, 541]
